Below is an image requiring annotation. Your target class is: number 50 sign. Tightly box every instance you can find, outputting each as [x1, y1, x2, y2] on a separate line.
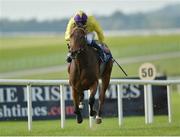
[139, 63, 156, 80]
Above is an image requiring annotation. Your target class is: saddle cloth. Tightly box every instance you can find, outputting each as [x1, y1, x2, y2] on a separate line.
[98, 43, 112, 76]
[98, 43, 112, 62]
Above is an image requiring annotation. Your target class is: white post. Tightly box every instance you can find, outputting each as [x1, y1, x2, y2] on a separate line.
[144, 84, 148, 124]
[167, 84, 172, 123]
[147, 84, 153, 123]
[117, 84, 123, 126]
[60, 85, 65, 128]
[88, 90, 93, 128]
[27, 84, 32, 131]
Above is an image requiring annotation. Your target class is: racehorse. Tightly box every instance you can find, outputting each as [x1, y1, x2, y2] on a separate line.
[68, 26, 113, 124]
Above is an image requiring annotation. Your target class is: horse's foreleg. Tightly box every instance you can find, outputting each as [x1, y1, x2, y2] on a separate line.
[96, 84, 106, 124]
[72, 87, 83, 123]
[97, 61, 113, 124]
[79, 92, 84, 109]
[89, 81, 98, 117]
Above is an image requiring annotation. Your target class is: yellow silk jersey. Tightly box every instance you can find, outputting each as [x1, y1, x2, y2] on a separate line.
[65, 16, 104, 42]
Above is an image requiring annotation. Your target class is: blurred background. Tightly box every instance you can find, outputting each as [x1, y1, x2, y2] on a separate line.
[0, 1, 180, 136]
[0, 0, 180, 79]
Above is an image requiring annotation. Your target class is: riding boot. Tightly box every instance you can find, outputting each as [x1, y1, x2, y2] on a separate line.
[91, 40, 106, 62]
[66, 52, 72, 63]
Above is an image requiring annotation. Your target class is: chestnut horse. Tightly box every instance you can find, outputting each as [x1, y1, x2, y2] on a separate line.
[68, 26, 113, 124]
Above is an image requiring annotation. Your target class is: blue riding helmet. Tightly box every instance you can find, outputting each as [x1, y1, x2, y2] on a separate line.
[74, 11, 88, 26]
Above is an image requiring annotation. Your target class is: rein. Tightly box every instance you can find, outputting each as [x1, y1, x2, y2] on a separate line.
[70, 46, 85, 59]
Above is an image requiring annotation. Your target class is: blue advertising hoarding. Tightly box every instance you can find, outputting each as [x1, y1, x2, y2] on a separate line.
[0, 76, 167, 121]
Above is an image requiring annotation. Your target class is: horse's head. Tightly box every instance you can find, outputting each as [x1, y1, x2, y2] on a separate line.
[69, 26, 87, 58]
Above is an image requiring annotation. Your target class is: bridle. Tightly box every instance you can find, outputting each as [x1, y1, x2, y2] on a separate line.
[70, 46, 85, 59]
[69, 27, 87, 59]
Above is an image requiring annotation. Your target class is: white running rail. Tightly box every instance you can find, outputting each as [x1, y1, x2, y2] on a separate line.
[0, 79, 180, 131]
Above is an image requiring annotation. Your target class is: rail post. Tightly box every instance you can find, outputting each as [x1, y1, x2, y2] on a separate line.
[167, 84, 172, 123]
[27, 84, 32, 131]
[60, 85, 65, 128]
[144, 84, 153, 124]
[117, 84, 123, 126]
[147, 84, 154, 123]
[144, 84, 148, 124]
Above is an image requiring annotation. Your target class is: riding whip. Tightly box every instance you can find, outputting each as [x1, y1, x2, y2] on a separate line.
[112, 58, 128, 76]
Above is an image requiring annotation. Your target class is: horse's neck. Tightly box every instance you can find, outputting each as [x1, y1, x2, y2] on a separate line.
[78, 48, 89, 64]
[72, 46, 100, 83]
[77, 46, 96, 68]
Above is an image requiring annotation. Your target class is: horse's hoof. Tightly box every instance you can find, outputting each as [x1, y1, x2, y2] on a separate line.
[90, 110, 97, 117]
[96, 116, 102, 124]
[76, 115, 83, 124]
[79, 102, 84, 109]
[77, 119, 83, 124]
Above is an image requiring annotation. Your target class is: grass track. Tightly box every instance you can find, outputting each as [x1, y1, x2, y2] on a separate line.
[0, 35, 180, 79]
[0, 35, 180, 72]
[0, 91, 179, 136]
[0, 35, 180, 135]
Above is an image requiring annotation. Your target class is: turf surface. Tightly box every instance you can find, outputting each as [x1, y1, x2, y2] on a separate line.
[0, 34, 180, 136]
[0, 91, 179, 136]
[0, 35, 180, 79]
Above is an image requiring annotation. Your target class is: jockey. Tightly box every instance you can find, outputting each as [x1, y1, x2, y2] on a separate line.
[65, 10, 106, 63]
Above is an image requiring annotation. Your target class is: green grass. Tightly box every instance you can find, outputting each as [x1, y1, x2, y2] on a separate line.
[0, 91, 180, 136]
[1, 56, 179, 80]
[0, 36, 67, 72]
[112, 57, 180, 78]
[105, 35, 180, 57]
[0, 35, 180, 76]
[17, 57, 180, 79]
[0, 35, 180, 135]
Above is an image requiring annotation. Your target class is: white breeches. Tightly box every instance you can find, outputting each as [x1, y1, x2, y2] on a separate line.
[86, 32, 95, 45]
